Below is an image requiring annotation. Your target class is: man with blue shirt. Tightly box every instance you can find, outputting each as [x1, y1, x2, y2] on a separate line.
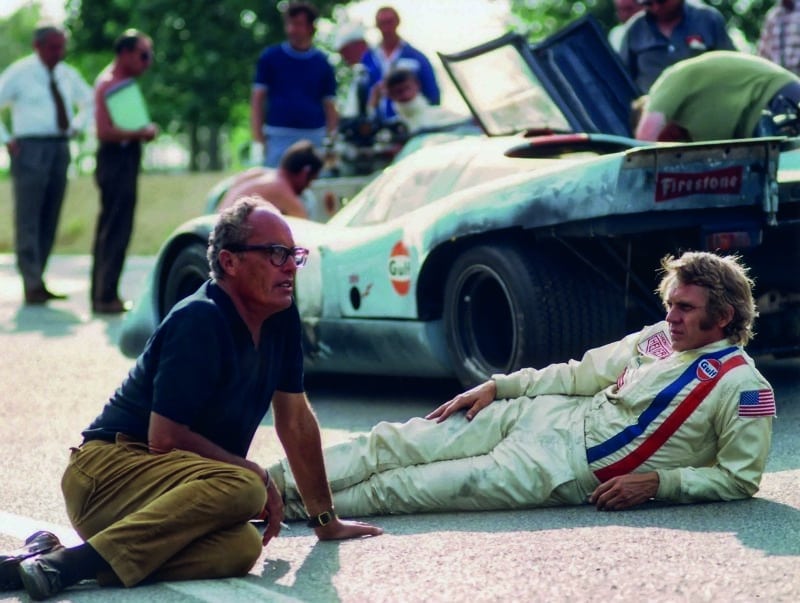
[250, 1, 339, 167]
[6, 198, 381, 600]
[362, 5, 441, 122]
[620, 0, 735, 92]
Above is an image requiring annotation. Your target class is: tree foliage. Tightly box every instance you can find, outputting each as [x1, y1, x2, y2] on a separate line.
[0, 4, 42, 71]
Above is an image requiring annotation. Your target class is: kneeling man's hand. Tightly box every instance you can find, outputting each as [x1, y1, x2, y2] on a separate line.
[315, 518, 384, 540]
[589, 472, 659, 511]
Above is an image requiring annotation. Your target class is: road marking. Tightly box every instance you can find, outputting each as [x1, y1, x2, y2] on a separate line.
[0, 511, 82, 546]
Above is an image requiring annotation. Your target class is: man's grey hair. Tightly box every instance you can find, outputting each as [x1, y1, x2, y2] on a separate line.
[207, 196, 267, 280]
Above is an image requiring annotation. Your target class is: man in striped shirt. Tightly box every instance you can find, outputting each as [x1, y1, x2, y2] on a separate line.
[271, 251, 775, 517]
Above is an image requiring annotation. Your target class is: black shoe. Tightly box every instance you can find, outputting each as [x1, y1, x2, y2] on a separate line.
[19, 553, 64, 600]
[0, 531, 61, 590]
[92, 298, 131, 314]
[24, 287, 68, 305]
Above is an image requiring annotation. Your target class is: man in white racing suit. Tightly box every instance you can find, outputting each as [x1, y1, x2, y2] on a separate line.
[271, 251, 775, 517]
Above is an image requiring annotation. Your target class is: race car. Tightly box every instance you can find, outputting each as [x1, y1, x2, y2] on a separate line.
[119, 17, 800, 387]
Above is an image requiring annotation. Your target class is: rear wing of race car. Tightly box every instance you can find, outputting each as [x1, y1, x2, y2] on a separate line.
[617, 137, 782, 226]
[443, 136, 786, 245]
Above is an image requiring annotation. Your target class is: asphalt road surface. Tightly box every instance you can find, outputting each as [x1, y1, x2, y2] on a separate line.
[1, 254, 798, 603]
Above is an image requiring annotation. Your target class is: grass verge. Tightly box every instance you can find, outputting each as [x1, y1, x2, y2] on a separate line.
[0, 171, 231, 256]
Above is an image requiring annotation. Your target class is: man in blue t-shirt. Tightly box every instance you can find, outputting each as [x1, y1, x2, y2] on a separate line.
[9, 198, 381, 600]
[619, 0, 735, 92]
[250, 1, 339, 167]
[362, 5, 441, 122]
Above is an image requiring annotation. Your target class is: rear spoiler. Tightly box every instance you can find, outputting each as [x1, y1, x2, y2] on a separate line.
[619, 137, 782, 225]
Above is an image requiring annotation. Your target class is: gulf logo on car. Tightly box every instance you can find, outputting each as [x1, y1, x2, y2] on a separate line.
[388, 241, 411, 296]
[696, 358, 721, 381]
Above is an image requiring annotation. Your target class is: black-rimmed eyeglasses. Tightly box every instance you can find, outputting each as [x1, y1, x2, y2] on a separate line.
[225, 244, 309, 268]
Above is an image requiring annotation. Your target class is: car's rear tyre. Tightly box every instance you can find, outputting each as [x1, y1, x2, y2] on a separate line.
[443, 244, 623, 388]
[161, 243, 210, 317]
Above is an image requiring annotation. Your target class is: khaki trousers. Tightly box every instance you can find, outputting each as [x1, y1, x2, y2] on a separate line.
[61, 435, 266, 587]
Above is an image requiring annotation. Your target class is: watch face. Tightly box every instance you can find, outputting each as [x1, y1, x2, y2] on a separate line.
[319, 511, 332, 526]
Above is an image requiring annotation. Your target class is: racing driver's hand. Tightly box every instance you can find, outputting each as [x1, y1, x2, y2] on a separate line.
[426, 380, 497, 423]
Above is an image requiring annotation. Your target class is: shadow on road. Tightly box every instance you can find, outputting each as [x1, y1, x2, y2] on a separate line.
[2, 304, 83, 336]
[272, 497, 798, 558]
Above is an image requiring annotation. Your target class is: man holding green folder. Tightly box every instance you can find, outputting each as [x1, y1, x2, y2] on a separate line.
[91, 29, 158, 314]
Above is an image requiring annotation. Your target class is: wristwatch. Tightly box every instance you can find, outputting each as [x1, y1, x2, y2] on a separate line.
[306, 508, 336, 528]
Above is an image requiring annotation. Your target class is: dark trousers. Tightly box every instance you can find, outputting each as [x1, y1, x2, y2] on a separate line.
[91, 142, 141, 303]
[766, 80, 800, 115]
[11, 138, 70, 291]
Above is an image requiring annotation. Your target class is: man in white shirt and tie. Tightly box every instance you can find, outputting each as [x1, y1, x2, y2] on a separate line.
[0, 24, 93, 305]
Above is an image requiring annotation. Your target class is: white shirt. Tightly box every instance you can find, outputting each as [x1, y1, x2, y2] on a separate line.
[393, 95, 464, 132]
[0, 53, 94, 144]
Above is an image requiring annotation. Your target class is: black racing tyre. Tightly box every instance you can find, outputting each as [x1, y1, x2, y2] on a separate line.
[160, 243, 210, 317]
[443, 244, 623, 388]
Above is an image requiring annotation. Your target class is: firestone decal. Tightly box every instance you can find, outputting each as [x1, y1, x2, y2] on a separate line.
[389, 241, 411, 296]
[655, 166, 743, 202]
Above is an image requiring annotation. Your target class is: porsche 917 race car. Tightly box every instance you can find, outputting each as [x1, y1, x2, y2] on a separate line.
[119, 17, 800, 387]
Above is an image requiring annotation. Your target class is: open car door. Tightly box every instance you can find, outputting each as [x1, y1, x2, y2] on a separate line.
[438, 15, 641, 138]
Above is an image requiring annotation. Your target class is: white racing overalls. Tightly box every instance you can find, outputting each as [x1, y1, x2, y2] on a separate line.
[276, 322, 775, 518]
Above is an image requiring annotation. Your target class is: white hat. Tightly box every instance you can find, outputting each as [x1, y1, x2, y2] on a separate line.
[334, 22, 366, 50]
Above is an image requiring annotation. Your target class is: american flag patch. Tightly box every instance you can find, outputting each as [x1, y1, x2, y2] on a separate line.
[738, 389, 776, 417]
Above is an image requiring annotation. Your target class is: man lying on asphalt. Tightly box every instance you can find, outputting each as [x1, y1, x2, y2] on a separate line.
[272, 251, 775, 517]
[0, 197, 381, 600]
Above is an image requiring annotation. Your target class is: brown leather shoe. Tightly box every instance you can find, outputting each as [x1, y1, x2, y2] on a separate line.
[24, 287, 68, 305]
[92, 298, 131, 314]
[0, 531, 62, 590]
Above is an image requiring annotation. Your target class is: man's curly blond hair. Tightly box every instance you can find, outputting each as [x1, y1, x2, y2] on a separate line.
[657, 251, 757, 345]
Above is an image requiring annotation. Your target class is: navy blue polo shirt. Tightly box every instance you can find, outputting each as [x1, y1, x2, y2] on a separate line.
[619, 1, 735, 92]
[82, 281, 304, 457]
[253, 42, 337, 129]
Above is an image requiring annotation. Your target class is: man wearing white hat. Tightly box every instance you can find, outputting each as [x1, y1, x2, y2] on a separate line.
[334, 22, 370, 118]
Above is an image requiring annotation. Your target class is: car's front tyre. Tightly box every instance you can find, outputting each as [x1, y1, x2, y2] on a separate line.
[160, 243, 210, 317]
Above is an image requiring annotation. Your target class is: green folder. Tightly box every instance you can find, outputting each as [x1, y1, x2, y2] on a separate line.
[105, 79, 150, 130]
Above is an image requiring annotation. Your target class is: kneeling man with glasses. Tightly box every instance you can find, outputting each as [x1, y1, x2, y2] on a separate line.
[3, 197, 381, 600]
